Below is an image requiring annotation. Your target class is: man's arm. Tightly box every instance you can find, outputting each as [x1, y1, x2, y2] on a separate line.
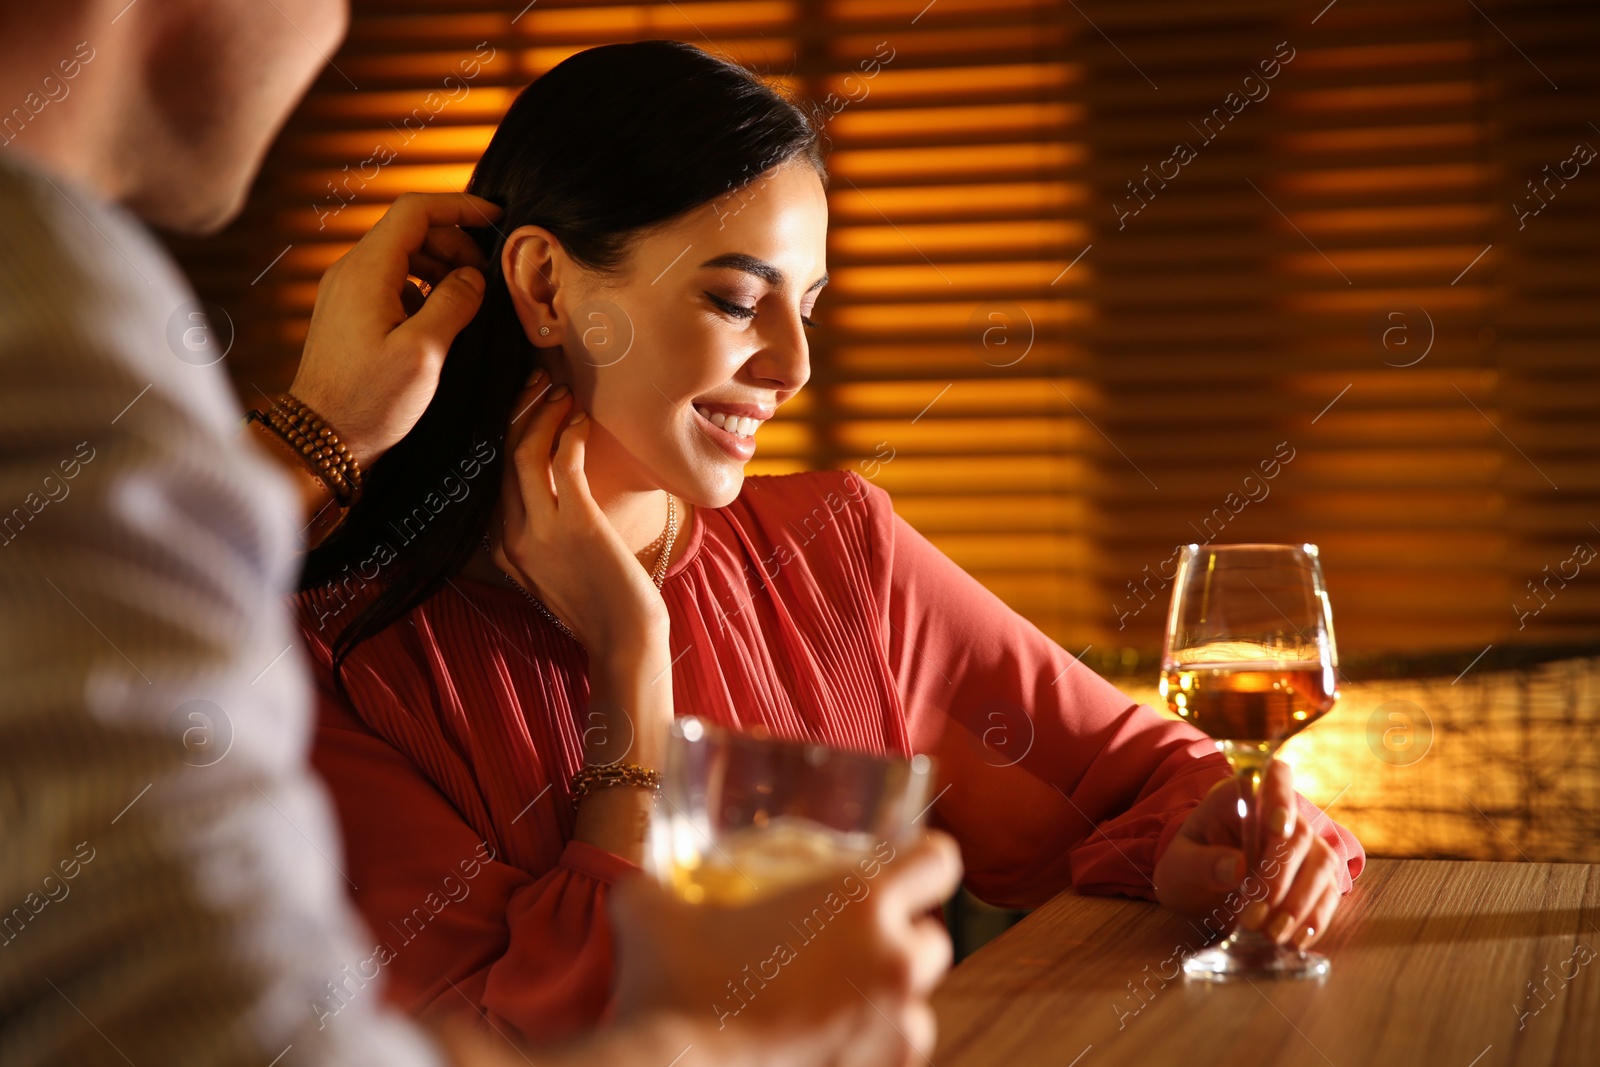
[0, 157, 441, 1067]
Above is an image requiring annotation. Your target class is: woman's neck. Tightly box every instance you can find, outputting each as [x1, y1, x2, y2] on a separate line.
[456, 479, 695, 589]
[578, 437, 696, 572]
[592, 482, 691, 568]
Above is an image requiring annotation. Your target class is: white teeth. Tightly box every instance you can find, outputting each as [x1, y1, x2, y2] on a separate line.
[695, 405, 762, 439]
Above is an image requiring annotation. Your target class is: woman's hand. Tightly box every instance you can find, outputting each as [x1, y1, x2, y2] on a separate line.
[289, 192, 503, 469]
[1153, 759, 1345, 950]
[486, 366, 672, 659]
[487, 366, 675, 853]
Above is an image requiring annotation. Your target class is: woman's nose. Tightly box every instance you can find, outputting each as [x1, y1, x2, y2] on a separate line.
[756, 314, 811, 394]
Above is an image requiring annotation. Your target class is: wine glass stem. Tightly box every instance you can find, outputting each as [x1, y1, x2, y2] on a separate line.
[1226, 747, 1275, 945]
[1236, 758, 1262, 874]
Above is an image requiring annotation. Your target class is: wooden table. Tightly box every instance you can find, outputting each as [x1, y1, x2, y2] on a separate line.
[933, 859, 1600, 1067]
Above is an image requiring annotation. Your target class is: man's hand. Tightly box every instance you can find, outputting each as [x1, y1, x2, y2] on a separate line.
[609, 831, 963, 1067]
[288, 191, 503, 469]
[1153, 759, 1345, 950]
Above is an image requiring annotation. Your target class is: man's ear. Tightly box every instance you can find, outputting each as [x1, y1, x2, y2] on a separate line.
[501, 225, 565, 347]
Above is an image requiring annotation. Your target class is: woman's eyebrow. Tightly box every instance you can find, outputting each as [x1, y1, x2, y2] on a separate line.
[699, 252, 829, 293]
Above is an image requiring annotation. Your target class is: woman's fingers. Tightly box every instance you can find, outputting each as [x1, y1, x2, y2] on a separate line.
[1291, 881, 1341, 950]
[1153, 834, 1247, 918]
[510, 383, 575, 518]
[1241, 816, 1314, 931]
[493, 369, 554, 567]
[1258, 758, 1299, 849]
[548, 408, 595, 514]
[1262, 836, 1340, 944]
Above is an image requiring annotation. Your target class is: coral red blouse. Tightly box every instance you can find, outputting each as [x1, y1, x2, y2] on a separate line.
[293, 470, 1363, 1043]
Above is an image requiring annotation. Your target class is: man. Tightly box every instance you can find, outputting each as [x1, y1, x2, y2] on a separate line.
[0, 3, 959, 1065]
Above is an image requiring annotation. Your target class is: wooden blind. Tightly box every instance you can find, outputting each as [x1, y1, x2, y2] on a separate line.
[167, 0, 1600, 662]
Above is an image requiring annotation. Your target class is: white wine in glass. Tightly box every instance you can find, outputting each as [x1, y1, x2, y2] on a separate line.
[1160, 543, 1340, 980]
[650, 717, 934, 906]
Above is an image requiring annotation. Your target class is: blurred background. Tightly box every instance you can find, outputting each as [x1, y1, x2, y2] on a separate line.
[164, 0, 1600, 942]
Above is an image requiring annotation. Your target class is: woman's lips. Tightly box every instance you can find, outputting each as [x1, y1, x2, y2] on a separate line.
[692, 405, 757, 461]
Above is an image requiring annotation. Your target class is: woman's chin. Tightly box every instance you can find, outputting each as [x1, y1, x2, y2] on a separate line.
[674, 466, 745, 510]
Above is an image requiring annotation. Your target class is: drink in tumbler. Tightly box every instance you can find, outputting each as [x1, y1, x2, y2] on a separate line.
[651, 717, 933, 905]
[668, 815, 879, 905]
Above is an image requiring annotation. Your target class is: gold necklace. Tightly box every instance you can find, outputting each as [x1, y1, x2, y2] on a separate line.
[481, 494, 678, 644]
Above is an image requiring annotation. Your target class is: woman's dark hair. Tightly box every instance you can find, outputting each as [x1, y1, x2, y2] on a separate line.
[298, 40, 825, 698]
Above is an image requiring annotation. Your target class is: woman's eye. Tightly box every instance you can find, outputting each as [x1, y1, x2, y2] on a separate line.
[706, 291, 818, 330]
[706, 293, 757, 320]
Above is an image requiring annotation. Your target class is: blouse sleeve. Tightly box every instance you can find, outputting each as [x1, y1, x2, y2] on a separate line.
[853, 474, 1364, 909]
[308, 665, 637, 1045]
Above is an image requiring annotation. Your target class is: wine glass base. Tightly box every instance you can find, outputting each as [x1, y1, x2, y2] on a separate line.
[1182, 932, 1330, 982]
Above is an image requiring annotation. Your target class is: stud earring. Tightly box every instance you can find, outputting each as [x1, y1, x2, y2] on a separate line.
[538, 326, 550, 336]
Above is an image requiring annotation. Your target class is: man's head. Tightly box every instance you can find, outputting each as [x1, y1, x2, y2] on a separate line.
[0, 0, 346, 232]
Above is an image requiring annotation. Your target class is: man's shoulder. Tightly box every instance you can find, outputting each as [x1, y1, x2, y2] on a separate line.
[0, 154, 187, 303]
[0, 154, 248, 445]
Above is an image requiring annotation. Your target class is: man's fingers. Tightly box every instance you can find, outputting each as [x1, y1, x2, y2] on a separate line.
[376, 191, 504, 250]
[901, 1001, 938, 1063]
[879, 831, 963, 917]
[419, 222, 492, 273]
[399, 279, 427, 318]
[904, 914, 954, 994]
[406, 252, 456, 286]
[391, 267, 486, 361]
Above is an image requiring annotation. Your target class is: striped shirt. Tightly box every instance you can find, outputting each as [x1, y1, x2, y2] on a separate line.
[0, 153, 442, 1066]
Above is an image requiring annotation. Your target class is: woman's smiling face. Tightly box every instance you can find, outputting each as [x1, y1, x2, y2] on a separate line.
[500, 157, 829, 508]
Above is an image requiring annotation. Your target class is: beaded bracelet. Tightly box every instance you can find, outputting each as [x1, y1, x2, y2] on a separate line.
[570, 763, 662, 798]
[241, 410, 350, 548]
[261, 392, 364, 507]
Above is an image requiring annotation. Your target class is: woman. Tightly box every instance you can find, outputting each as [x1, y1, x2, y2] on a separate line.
[291, 40, 1363, 1043]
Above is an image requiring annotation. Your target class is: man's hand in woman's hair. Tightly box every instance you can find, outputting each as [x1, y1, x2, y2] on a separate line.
[608, 830, 963, 1067]
[289, 191, 503, 469]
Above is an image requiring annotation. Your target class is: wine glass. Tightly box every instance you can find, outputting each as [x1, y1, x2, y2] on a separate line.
[648, 717, 934, 905]
[1160, 543, 1340, 980]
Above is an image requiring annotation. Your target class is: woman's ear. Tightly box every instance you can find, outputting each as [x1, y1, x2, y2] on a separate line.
[501, 225, 566, 347]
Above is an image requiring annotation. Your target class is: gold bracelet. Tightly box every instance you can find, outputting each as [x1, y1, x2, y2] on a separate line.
[570, 763, 662, 798]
